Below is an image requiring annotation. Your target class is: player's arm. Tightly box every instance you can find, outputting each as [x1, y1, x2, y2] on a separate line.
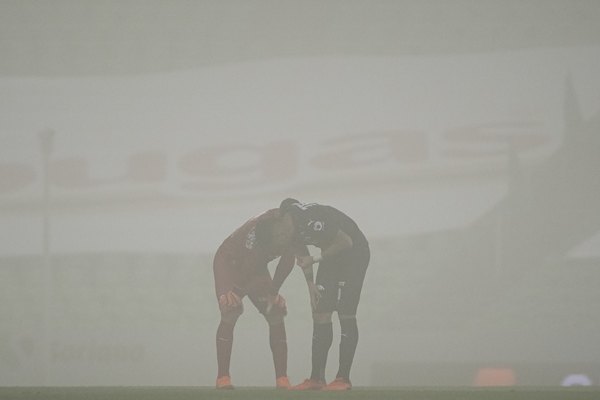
[270, 250, 295, 295]
[293, 242, 312, 279]
[265, 252, 297, 314]
[302, 263, 320, 311]
[291, 243, 322, 310]
[297, 228, 353, 268]
[271, 240, 309, 291]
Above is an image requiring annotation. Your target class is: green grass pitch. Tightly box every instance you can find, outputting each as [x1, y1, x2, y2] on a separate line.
[0, 387, 598, 400]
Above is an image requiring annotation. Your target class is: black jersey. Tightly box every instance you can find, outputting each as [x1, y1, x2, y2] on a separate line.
[286, 201, 368, 249]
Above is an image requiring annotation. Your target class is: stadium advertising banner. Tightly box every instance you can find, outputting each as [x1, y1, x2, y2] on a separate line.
[3, 47, 599, 254]
[1, 47, 600, 386]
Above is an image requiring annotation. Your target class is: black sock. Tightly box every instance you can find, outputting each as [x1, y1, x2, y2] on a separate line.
[310, 322, 333, 381]
[337, 317, 358, 380]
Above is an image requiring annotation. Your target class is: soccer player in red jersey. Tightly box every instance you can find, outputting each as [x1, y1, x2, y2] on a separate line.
[213, 208, 311, 390]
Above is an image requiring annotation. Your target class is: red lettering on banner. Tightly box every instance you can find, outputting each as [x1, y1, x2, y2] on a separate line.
[443, 122, 546, 158]
[311, 131, 428, 170]
[50, 152, 167, 188]
[0, 123, 551, 201]
[178, 141, 296, 191]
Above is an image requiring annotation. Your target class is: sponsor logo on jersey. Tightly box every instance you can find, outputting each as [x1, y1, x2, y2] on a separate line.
[245, 228, 257, 249]
[309, 220, 324, 231]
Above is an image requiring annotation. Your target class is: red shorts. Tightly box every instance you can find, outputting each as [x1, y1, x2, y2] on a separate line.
[213, 246, 275, 314]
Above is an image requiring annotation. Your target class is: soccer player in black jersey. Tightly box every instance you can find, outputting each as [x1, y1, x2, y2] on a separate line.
[279, 198, 370, 391]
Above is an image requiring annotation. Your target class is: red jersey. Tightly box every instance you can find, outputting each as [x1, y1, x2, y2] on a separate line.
[213, 209, 297, 297]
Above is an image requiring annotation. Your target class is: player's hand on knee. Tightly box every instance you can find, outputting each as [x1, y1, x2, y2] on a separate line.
[219, 290, 242, 308]
[227, 290, 242, 307]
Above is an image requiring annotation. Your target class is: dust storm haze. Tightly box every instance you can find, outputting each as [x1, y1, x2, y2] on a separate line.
[1, 0, 600, 388]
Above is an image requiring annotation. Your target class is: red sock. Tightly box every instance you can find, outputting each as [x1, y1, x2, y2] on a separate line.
[216, 320, 235, 377]
[269, 322, 287, 378]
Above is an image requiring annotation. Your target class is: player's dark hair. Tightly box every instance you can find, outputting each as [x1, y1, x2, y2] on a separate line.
[279, 198, 300, 214]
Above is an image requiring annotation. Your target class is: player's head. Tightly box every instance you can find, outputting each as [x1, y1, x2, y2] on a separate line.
[279, 197, 300, 214]
[255, 213, 294, 252]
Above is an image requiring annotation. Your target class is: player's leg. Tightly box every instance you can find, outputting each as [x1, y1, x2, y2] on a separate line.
[324, 245, 370, 391]
[265, 304, 290, 389]
[215, 304, 243, 389]
[291, 262, 337, 390]
[290, 310, 331, 390]
[249, 290, 290, 389]
[311, 311, 334, 382]
[213, 250, 244, 389]
[323, 313, 358, 391]
[337, 313, 359, 380]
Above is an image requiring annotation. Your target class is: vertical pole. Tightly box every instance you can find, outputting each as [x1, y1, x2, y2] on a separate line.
[39, 129, 55, 385]
[495, 212, 503, 276]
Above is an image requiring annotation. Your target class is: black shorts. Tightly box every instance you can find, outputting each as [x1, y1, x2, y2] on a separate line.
[315, 243, 370, 316]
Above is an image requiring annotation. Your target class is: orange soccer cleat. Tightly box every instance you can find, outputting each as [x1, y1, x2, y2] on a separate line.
[216, 375, 234, 390]
[290, 378, 326, 390]
[322, 377, 352, 391]
[276, 376, 291, 389]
